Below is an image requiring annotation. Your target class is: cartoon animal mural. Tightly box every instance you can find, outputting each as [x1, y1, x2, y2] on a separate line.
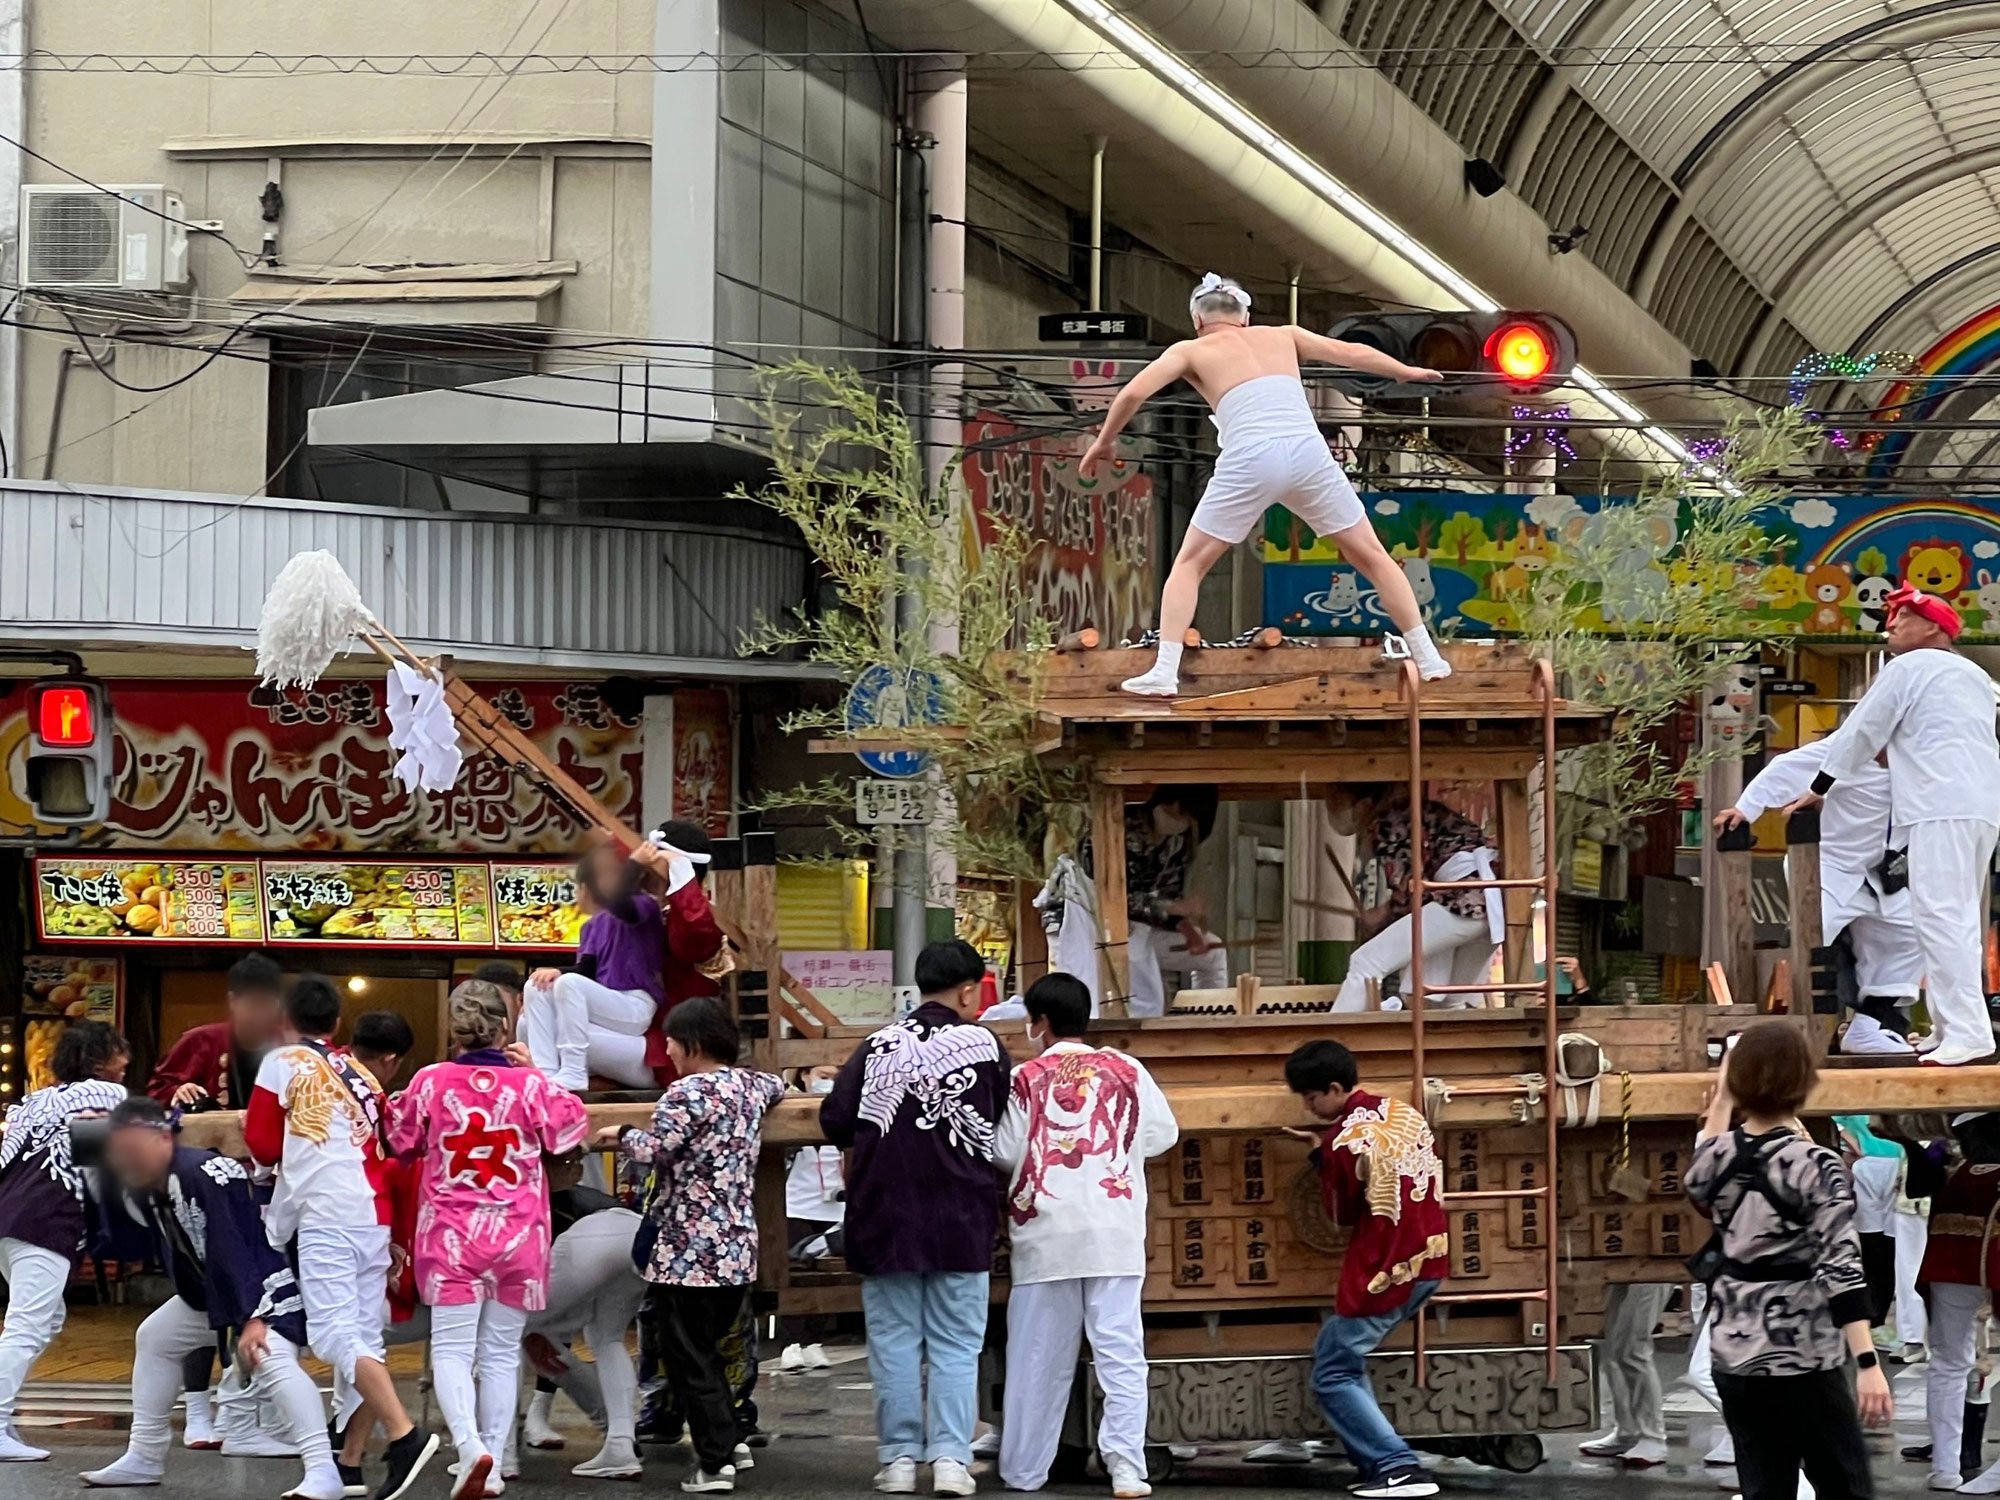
[1704, 665, 1761, 746]
[1803, 563, 1852, 633]
[1853, 574, 1893, 633]
[1261, 492, 2000, 642]
[1901, 539, 1968, 597]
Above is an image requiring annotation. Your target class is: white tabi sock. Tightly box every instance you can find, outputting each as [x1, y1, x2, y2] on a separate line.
[1122, 639, 1183, 696]
[1401, 624, 1452, 681]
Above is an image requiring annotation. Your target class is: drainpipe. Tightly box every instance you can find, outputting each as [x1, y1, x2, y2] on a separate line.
[0, 0, 23, 477]
[1087, 136, 1107, 308]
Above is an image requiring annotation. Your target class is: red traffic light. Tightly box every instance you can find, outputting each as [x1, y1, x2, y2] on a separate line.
[36, 684, 96, 747]
[1486, 321, 1556, 384]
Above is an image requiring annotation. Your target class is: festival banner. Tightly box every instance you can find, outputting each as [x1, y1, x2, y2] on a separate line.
[671, 687, 733, 838]
[0, 679, 644, 852]
[963, 402, 1157, 643]
[491, 861, 585, 949]
[262, 861, 495, 947]
[1262, 490, 2000, 641]
[34, 858, 264, 943]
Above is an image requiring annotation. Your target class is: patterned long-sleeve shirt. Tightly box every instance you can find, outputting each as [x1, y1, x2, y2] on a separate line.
[1372, 797, 1491, 924]
[1686, 1126, 1871, 1376]
[1124, 807, 1194, 929]
[623, 1067, 785, 1287]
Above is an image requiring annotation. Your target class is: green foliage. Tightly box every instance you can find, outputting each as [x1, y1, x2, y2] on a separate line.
[1503, 405, 1822, 840]
[736, 361, 1082, 878]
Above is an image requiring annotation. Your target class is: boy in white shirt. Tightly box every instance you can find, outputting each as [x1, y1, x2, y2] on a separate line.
[993, 975, 1180, 1497]
[245, 977, 439, 1500]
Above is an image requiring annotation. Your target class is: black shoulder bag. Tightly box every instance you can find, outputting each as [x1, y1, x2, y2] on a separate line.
[1685, 1132, 1814, 1286]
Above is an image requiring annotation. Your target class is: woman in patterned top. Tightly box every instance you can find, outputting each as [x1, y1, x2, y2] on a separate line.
[600, 998, 783, 1496]
[1686, 1022, 1891, 1500]
[1326, 785, 1502, 1012]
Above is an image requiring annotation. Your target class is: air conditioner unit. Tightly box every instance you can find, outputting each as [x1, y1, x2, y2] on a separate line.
[20, 184, 191, 293]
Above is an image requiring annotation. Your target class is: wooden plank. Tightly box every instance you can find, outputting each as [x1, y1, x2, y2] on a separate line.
[1789, 830, 1823, 1019]
[1497, 779, 1535, 983]
[1717, 845, 1756, 1009]
[1091, 782, 1132, 1018]
[1091, 747, 1546, 785]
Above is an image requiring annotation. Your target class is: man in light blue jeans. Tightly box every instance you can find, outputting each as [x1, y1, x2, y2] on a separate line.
[862, 1273, 989, 1472]
[1311, 1278, 1441, 1488]
[820, 942, 1014, 1498]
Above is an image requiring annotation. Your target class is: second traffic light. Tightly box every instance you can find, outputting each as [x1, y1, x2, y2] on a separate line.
[25, 676, 114, 825]
[1324, 310, 1577, 397]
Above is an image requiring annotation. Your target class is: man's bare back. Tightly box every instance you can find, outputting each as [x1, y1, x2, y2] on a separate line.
[1170, 323, 1309, 409]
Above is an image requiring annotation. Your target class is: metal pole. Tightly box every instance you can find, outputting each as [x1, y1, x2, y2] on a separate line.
[891, 109, 933, 991]
[1088, 136, 1107, 308]
[1287, 265, 1301, 324]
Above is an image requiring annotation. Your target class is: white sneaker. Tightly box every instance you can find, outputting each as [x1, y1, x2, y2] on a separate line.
[1245, 1441, 1312, 1463]
[681, 1465, 735, 1494]
[731, 1444, 754, 1472]
[0, 1427, 49, 1462]
[803, 1343, 832, 1370]
[524, 1392, 564, 1450]
[1108, 1456, 1152, 1498]
[969, 1432, 1000, 1462]
[780, 1343, 808, 1372]
[1915, 1032, 1945, 1055]
[1904, 1344, 1931, 1364]
[1713, 1468, 1738, 1490]
[1622, 1439, 1669, 1467]
[1704, 1429, 1736, 1465]
[1843, 1014, 1916, 1056]
[1931, 1472, 1964, 1491]
[81, 1456, 166, 1487]
[932, 1458, 978, 1496]
[573, 1439, 643, 1480]
[1923, 1042, 1999, 1067]
[1960, 1458, 2000, 1495]
[875, 1458, 918, 1494]
[1578, 1431, 1634, 1458]
[1119, 666, 1178, 698]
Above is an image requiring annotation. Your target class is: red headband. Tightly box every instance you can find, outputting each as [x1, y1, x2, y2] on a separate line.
[1886, 583, 1963, 639]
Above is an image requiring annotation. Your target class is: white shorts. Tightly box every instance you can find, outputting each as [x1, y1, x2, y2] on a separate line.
[1191, 433, 1364, 545]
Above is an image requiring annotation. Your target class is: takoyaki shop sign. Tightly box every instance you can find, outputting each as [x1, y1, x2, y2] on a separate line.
[35, 857, 583, 950]
[0, 678, 643, 853]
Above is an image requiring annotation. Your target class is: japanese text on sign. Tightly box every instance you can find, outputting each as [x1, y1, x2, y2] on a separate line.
[854, 779, 933, 825]
[36, 859, 263, 942]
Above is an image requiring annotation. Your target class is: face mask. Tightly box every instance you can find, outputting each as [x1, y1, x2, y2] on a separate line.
[1024, 1024, 1046, 1052]
[808, 1077, 834, 1095]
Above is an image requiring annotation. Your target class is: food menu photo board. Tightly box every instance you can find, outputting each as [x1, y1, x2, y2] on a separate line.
[23, 954, 121, 1021]
[491, 862, 585, 949]
[35, 859, 265, 942]
[263, 862, 495, 947]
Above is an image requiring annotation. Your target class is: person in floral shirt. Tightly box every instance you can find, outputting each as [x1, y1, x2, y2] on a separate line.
[601, 998, 783, 1495]
[1327, 785, 1503, 1012]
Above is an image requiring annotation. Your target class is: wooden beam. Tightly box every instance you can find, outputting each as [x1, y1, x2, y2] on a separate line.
[1787, 817, 1823, 1020]
[1497, 779, 1533, 982]
[1091, 782, 1132, 1018]
[1716, 845, 1756, 1008]
[1092, 747, 1546, 785]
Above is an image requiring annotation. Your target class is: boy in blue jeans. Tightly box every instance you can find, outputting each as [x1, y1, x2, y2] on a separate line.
[1285, 1040, 1450, 1499]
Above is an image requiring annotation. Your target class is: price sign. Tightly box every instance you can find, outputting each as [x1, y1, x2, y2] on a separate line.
[855, 778, 933, 825]
[35, 858, 263, 943]
[492, 862, 585, 949]
[263, 862, 494, 946]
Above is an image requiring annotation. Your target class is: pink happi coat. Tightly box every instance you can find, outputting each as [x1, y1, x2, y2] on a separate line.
[388, 1053, 589, 1310]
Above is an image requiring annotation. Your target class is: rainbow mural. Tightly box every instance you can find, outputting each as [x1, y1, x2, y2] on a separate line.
[1869, 302, 2000, 474]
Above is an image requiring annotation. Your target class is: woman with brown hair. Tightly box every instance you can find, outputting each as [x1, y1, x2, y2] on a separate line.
[1686, 1022, 1892, 1500]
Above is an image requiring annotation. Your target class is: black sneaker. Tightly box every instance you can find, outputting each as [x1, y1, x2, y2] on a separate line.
[375, 1429, 441, 1500]
[1351, 1471, 1440, 1499]
[1905, 1443, 1935, 1464]
[339, 1463, 367, 1498]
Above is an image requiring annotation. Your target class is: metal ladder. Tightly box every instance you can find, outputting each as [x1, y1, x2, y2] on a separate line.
[1399, 657, 1562, 1383]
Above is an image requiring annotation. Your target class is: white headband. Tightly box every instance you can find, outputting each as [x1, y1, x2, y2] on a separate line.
[1190, 272, 1251, 314]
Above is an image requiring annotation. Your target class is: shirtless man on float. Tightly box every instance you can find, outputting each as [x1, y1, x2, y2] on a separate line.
[1079, 273, 1450, 696]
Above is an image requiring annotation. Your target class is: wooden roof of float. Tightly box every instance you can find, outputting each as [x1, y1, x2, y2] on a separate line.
[1007, 638, 1612, 789]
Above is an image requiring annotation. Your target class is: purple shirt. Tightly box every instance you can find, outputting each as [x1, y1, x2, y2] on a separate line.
[579, 891, 668, 1005]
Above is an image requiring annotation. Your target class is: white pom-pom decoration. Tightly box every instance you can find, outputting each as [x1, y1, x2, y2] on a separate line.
[255, 550, 375, 688]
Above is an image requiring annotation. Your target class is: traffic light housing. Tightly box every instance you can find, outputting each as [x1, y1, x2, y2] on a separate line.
[1324, 310, 1577, 396]
[25, 676, 113, 825]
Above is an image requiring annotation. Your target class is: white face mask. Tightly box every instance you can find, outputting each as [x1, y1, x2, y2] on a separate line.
[1024, 1023, 1047, 1052]
[808, 1077, 834, 1095]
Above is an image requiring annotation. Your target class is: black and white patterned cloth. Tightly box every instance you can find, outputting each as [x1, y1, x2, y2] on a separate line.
[0, 1078, 126, 1257]
[1686, 1126, 1872, 1377]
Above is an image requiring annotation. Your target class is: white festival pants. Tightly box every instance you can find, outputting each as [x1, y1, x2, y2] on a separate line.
[522, 972, 658, 1089]
[432, 1300, 529, 1466]
[1126, 922, 1229, 1018]
[1931, 1282, 1986, 1478]
[1895, 1210, 1930, 1347]
[1334, 905, 1494, 1012]
[1907, 819, 1999, 1052]
[999, 1276, 1150, 1490]
[524, 1210, 647, 1442]
[0, 1237, 69, 1425]
[1598, 1282, 1669, 1444]
[1845, 911, 1924, 1001]
[297, 1224, 391, 1392]
[127, 1296, 333, 1480]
